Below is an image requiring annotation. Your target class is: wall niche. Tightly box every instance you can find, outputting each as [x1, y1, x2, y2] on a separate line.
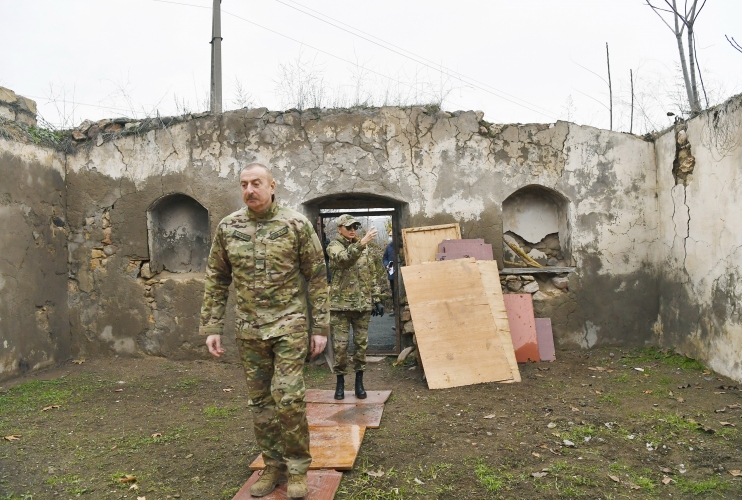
[502, 185, 571, 267]
[147, 193, 210, 274]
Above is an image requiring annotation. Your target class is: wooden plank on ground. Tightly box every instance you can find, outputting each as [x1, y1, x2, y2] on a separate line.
[400, 258, 514, 389]
[502, 294, 540, 363]
[402, 223, 461, 266]
[535, 318, 556, 362]
[304, 390, 392, 405]
[250, 426, 365, 471]
[307, 403, 384, 428]
[477, 261, 521, 383]
[233, 469, 343, 500]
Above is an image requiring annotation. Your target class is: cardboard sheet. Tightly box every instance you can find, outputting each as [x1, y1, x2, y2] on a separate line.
[477, 261, 521, 382]
[502, 294, 540, 363]
[233, 469, 343, 500]
[307, 403, 384, 428]
[402, 223, 461, 266]
[250, 426, 365, 471]
[535, 318, 556, 362]
[304, 389, 392, 405]
[401, 258, 514, 389]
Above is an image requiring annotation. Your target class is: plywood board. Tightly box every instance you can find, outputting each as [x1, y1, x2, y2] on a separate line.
[477, 261, 521, 382]
[233, 469, 343, 500]
[400, 259, 514, 389]
[307, 403, 384, 428]
[438, 239, 485, 252]
[402, 223, 461, 266]
[250, 426, 365, 471]
[535, 318, 556, 362]
[304, 390, 392, 405]
[502, 294, 540, 363]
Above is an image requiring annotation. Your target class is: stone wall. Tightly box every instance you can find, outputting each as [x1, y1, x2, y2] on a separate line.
[0, 137, 68, 380]
[0, 87, 37, 127]
[62, 106, 659, 361]
[655, 95, 742, 381]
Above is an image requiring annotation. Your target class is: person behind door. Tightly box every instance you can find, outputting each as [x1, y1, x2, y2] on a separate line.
[326, 214, 385, 399]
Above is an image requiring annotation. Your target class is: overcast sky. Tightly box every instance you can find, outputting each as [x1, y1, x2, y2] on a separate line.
[1, 0, 740, 134]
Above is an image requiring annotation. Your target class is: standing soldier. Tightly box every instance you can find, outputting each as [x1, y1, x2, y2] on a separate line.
[200, 163, 328, 499]
[327, 215, 386, 400]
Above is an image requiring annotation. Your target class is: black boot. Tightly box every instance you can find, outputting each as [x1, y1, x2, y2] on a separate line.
[354, 371, 367, 399]
[334, 375, 345, 400]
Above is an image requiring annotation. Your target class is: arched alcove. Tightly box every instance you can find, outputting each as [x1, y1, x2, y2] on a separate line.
[147, 193, 210, 274]
[502, 185, 571, 267]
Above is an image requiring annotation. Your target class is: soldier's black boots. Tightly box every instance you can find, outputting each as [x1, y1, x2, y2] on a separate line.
[334, 375, 345, 400]
[355, 371, 367, 399]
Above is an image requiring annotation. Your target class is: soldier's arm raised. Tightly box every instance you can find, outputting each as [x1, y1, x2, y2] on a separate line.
[326, 239, 363, 269]
[199, 223, 232, 344]
[298, 221, 330, 344]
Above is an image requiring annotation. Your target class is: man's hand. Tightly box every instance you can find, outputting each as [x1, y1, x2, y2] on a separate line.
[360, 227, 378, 246]
[372, 302, 385, 317]
[310, 335, 327, 359]
[206, 334, 225, 357]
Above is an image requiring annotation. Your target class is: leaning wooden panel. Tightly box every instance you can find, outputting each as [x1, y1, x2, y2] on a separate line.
[400, 259, 514, 389]
[477, 261, 521, 383]
[233, 469, 343, 500]
[402, 223, 461, 266]
[250, 425, 365, 471]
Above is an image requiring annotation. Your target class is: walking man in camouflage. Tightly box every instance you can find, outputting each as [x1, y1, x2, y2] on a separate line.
[200, 163, 329, 498]
[327, 215, 386, 400]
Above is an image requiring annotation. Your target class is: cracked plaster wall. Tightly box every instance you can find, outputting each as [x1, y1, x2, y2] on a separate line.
[62, 106, 660, 361]
[0, 138, 69, 381]
[655, 95, 742, 381]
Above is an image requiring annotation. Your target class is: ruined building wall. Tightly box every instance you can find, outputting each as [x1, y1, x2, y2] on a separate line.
[63, 106, 660, 361]
[0, 138, 69, 381]
[655, 95, 742, 381]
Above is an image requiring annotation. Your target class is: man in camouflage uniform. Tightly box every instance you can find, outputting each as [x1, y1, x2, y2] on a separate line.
[326, 214, 386, 400]
[200, 163, 329, 499]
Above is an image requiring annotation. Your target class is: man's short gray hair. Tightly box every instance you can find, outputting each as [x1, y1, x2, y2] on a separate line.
[240, 163, 273, 181]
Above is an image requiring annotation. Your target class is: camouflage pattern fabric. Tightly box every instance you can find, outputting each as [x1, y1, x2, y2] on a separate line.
[331, 310, 370, 374]
[199, 201, 330, 340]
[236, 332, 311, 474]
[326, 235, 385, 312]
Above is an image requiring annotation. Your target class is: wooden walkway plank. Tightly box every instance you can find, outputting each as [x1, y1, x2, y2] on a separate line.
[304, 389, 391, 405]
[307, 403, 384, 428]
[249, 426, 366, 471]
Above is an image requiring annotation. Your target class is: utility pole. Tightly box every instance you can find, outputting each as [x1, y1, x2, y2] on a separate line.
[210, 0, 222, 114]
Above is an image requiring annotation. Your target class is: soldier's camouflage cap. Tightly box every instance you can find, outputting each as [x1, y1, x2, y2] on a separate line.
[336, 214, 361, 228]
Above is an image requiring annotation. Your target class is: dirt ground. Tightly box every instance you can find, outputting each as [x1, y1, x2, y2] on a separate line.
[1, 346, 741, 500]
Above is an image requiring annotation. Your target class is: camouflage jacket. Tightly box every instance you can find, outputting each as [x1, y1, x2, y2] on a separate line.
[327, 235, 385, 312]
[199, 202, 330, 340]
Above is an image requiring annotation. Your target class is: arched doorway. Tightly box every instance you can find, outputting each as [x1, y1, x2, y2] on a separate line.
[304, 193, 406, 355]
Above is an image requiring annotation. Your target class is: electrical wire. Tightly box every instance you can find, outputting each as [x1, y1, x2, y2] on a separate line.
[274, 0, 559, 119]
[153, 0, 471, 110]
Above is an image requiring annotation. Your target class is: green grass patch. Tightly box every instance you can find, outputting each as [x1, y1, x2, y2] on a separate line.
[597, 393, 620, 405]
[203, 405, 240, 418]
[676, 477, 728, 494]
[174, 377, 200, 389]
[474, 461, 516, 493]
[630, 347, 705, 371]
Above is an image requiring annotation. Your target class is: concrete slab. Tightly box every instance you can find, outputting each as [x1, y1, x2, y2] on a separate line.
[503, 294, 540, 363]
[535, 318, 556, 362]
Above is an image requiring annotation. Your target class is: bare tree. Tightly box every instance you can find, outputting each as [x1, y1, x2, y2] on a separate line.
[646, 0, 707, 115]
[727, 35, 742, 54]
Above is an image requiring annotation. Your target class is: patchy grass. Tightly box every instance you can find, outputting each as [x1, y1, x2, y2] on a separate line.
[629, 347, 706, 371]
[676, 477, 729, 494]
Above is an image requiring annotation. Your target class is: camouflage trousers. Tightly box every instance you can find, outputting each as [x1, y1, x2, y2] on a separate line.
[331, 310, 370, 375]
[236, 331, 311, 475]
